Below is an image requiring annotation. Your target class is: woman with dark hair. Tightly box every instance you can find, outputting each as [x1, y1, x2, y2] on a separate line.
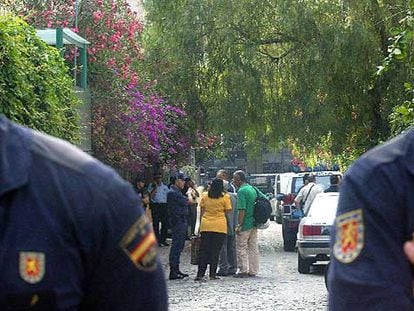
[133, 174, 150, 210]
[195, 178, 232, 281]
[132, 174, 152, 222]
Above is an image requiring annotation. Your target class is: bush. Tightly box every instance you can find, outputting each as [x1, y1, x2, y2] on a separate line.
[0, 14, 80, 142]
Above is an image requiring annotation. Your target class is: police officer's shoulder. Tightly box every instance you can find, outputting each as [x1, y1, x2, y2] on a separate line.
[26, 125, 137, 206]
[31, 130, 102, 175]
[31, 131, 126, 186]
[361, 129, 413, 167]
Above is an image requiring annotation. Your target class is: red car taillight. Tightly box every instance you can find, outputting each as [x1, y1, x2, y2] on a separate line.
[302, 225, 323, 236]
[282, 193, 296, 205]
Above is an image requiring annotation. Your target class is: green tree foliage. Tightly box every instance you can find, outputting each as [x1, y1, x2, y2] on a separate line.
[0, 14, 80, 142]
[377, 2, 414, 135]
[4, 0, 198, 172]
[143, 0, 413, 167]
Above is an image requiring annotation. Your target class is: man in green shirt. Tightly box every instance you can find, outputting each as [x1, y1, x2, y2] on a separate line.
[233, 170, 259, 278]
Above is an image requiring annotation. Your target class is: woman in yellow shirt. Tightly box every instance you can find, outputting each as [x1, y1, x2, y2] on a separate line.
[195, 178, 232, 281]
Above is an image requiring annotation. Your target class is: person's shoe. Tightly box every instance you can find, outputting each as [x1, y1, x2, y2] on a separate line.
[177, 265, 188, 277]
[248, 273, 257, 277]
[216, 271, 228, 277]
[169, 272, 185, 280]
[161, 241, 170, 246]
[233, 272, 249, 278]
[194, 276, 207, 282]
[158, 243, 163, 247]
[178, 271, 189, 277]
[169, 265, 185, 280]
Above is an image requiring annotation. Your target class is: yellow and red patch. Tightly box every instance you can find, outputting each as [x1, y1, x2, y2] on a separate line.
[120, 215, 158, 271]
[333, 209, 364, 263]
[19, 252, 45, 284]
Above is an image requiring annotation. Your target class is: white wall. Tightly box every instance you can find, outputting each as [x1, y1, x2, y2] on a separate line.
[126, 0, 144, 21]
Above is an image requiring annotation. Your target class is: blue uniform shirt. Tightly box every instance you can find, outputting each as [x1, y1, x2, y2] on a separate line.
[167, 186, 188, 217]
[0, 116, 168, 310]
[328, 129, 414, 310]
[147, 182, 169, 203]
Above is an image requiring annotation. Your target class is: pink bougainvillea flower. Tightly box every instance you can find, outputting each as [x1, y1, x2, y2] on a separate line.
[92, 11, 103, 23]
[106, 58, 116, 67]
[110, 31, 121, 44]
[13, 0, 202, 171]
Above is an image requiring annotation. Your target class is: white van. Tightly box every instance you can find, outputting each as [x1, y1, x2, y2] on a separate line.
[272, 172, 295, 223]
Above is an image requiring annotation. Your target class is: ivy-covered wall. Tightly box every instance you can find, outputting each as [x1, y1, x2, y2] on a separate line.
[0, 14, 80, 143]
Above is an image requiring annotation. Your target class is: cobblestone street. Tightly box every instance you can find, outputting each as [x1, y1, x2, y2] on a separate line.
[158, 223, 328, 310]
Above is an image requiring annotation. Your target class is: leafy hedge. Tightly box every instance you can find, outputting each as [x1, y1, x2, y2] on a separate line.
[0, 14, 80, 142]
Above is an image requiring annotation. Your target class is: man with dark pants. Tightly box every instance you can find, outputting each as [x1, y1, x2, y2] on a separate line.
[148, 173, 170, 246]
[167, 173, 190, 280]
[216, 169, 238, 276]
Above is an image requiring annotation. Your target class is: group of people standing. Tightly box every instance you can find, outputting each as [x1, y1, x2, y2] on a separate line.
[174, 169, 264, 281]
[133, 168, 264, 282]
[132, 172, 200, 279]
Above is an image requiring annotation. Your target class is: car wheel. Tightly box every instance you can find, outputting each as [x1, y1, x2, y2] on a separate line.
[298, 252, 312, 274]
[282, 221, 296, 251]
[275, 216, 282, 224]
[283, 237, 296, 252]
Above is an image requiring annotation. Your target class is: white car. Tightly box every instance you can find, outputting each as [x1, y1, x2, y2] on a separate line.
[296, 192, 339, 274]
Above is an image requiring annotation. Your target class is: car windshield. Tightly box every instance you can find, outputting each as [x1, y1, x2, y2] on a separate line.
[292, 175, 338, 194]
[292, 177, 304, 194]
[249, 175, 273, 194]
[316, 176, 334, 191]
[307, 194, 339, 220]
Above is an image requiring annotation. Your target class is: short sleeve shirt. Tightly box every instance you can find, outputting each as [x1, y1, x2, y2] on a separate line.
[148, 182, 169, 203]
[237, 183, 257, 231]
[296, 182, 323, 213]
[200, 193, 232, 233]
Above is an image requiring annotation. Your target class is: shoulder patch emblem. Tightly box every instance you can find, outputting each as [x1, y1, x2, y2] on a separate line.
[333, 208, 364, 263]
[120, 215, 158, 272]
[19, 252, 45, 284]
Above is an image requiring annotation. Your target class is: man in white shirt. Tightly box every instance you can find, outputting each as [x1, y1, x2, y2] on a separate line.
[148, 173, 170, 246]
[294, 174, 323, 214]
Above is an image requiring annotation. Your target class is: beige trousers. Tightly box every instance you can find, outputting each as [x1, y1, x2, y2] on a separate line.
[236, 228, 259, 275]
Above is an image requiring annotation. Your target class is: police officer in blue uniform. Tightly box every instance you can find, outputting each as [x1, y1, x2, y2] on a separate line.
[0, 116, 168, 310]
[328, 129, 414, 310]
[167, 173, 189, 280]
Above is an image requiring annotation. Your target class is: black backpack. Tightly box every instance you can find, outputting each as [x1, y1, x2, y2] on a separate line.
[253, 187, 272, 225]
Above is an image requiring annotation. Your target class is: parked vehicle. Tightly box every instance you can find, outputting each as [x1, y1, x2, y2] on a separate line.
[297, 192, 339, 274]
[277, 171, 341, 251]
[273, 172, 295, 224]
[248, 173, 277, 219]
[248, 173, 277, 194]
